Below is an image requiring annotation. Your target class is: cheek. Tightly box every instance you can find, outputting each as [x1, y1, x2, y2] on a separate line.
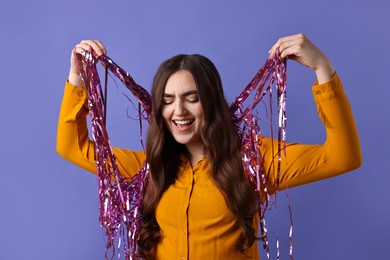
[200, 116, 206, 131]
[195, 105, 205, 122]
[161, 108, 171, 125]
[196, 108, 205, 129]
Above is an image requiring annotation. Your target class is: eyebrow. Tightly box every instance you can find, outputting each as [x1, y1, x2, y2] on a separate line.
[163, 90, 198, 98]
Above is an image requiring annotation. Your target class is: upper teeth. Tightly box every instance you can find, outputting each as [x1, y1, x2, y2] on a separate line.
[175, 120, 192, 125]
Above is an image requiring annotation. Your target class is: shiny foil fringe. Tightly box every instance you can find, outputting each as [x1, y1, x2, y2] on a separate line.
[231, 54, 290, 259]
[76, 51, 150, 259]
[76, 51, 291, 259]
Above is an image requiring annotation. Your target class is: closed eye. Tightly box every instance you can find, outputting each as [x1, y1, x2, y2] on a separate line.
[163, 91, 199, 105]
[162, 98, 174, 105]
[186, 94, 199, 103]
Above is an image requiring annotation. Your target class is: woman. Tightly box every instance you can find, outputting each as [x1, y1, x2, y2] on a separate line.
[57, 33, 362, 259]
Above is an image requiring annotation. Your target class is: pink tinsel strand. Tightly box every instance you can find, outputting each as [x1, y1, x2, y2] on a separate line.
[76, 51, 149, 259]
[99, 55, 151, 119]
[231, 54, 288, 259]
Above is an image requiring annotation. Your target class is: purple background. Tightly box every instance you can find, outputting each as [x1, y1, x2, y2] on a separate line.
[1, 0, 389, 259]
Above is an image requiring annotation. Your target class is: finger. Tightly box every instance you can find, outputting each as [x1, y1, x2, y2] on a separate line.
[73, 45, 88, 55]
[81, 40, 103, 55]
[278, 40, 299, 58]
[94, 40, 107, 54]
[268, 33, 305, 58]
[269, 41, 295, 59]
[79, 40, 105, 56]
[279, 33, 305, 43]
[268, 38, 283, 58]
[279, 40, 304, 59]
[278, 35, 308, 59]
[268, 38, 293, 58]
[280, 48, 296, 60]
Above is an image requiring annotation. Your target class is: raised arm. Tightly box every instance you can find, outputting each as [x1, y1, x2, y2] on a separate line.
[264, 34, 362, 194]
[56, 40, 146, 178]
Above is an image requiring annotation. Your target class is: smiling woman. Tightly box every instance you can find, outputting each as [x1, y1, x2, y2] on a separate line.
[140, 53, 260, 259]
[56, 34, 361, 259]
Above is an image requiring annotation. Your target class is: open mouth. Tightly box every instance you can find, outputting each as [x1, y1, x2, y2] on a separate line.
[173, 119, 194, 129]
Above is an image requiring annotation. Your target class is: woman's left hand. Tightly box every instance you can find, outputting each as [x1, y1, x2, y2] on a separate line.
[269, 33, 335, 84]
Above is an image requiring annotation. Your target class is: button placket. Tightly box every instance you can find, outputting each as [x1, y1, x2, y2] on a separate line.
[182, 161, 194, 259]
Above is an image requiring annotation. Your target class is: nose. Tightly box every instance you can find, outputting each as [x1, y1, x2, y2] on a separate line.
[174, 100, 187, 116]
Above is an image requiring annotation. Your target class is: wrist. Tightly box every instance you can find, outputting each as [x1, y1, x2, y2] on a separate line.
[315, 58, 335, 84]
[68, 71, 83, 87]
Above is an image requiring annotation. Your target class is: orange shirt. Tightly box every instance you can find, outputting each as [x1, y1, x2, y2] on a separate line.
[57, 73, 361, 259]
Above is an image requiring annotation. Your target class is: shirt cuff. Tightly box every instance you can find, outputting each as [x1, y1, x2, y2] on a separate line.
[312, 73, 344, 103]
[65, 80, 87, 100]
[63, 81, 88, 121]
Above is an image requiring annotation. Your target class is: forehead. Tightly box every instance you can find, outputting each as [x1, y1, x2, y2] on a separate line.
[164, 70, 197, 93]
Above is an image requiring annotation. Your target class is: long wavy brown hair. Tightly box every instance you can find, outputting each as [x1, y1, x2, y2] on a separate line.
[139, 54, 258, 258]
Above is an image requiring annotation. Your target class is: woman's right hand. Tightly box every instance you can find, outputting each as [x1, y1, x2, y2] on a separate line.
[68, 40, 107, 87]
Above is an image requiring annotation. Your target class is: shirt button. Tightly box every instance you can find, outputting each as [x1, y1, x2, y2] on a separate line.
[181, 257, 186, 260]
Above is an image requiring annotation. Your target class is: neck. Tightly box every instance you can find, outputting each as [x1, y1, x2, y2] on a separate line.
[186, 142, 204, 168]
